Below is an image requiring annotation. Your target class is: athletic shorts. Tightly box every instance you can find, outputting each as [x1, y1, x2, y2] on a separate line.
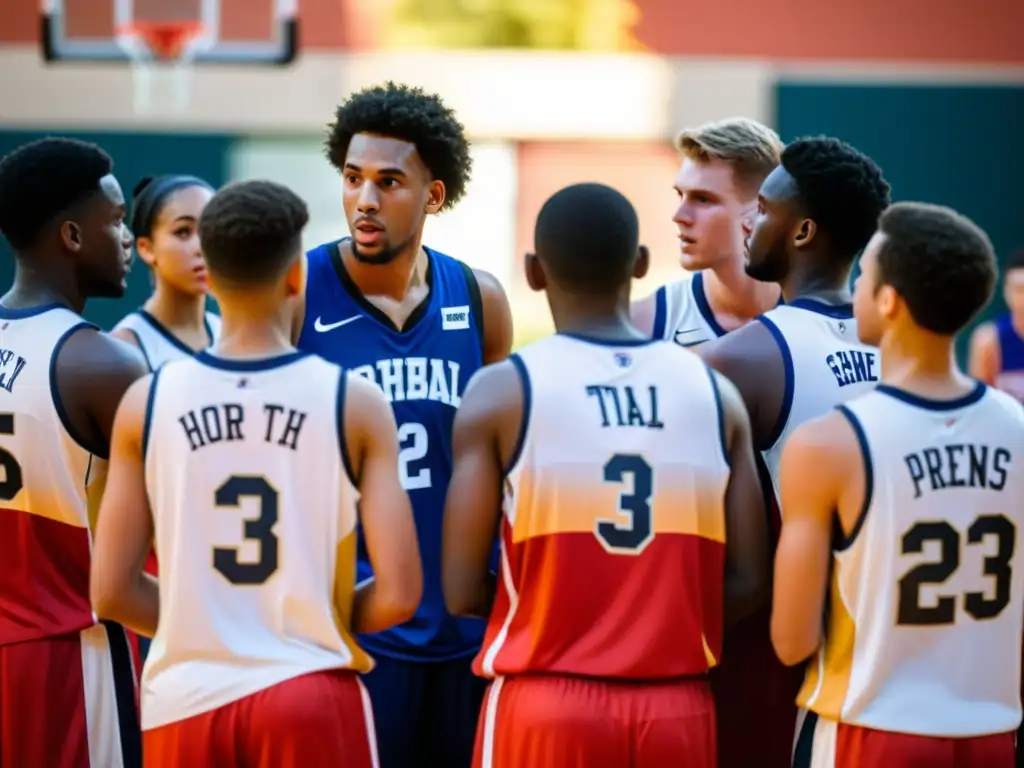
[794, 711, 1015, 768]
[473, 674, 715, 768]
[0, 622, 141, 768]
[143, 669, 378, 768]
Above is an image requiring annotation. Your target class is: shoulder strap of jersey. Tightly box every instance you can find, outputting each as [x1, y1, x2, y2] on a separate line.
[458, 260, 485, 356]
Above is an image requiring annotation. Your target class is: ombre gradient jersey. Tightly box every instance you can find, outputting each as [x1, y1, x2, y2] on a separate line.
[475, 333, 730, 680]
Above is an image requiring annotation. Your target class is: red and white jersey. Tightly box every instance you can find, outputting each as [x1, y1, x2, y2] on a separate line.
[0, 304, 107, 645]
[475, 333, 730, 680]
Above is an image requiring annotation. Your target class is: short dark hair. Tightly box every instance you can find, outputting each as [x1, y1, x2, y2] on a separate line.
[534, 183, 639, 292]
[326, 82, 472, 211]
[875, 202, 996, 335]
[198, 180, 309, 285]
[782, 137, 891, 262]
[0, 137, 113, 250]
[1005, 249, 1024, 273]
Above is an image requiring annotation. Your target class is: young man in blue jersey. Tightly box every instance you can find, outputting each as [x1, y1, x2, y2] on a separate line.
[295, 81, 514, 768]
[969, 249, 1024, 401]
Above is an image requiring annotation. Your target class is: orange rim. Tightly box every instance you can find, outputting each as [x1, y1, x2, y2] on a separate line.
[115, 21, 205, 60]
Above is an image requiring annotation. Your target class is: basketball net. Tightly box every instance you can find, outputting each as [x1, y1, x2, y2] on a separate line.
[115, 22, 211, 115]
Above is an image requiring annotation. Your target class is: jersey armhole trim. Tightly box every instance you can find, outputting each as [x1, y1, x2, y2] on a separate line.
[336, 370, 359, 487]
[703, 363, 730, 469]
[458, 260, 486, 359]
[49, 321, 110, 459]
[121, 327, 154, 372]
[755, 315, 795, 452]
[141, 368, 162, 462]
[833, 404, 873, 552]
[652, 286, 667, 340]
[503, 354, 532, 477]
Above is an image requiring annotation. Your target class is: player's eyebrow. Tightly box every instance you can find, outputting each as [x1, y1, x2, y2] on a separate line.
[172, 215, 197, 223]
[344, 163, 407, 177]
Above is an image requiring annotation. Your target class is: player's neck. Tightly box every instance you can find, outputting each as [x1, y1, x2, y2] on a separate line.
[880, 328, 973, 399]
[781, 261, 851, 305]
[211, 302, 293, 361]
[549, 292, 645, 342]
[341, 239, 428, 302]
[3, 260, 85, 314]
[703, 261, 780, 321]
[144, 283, 206, 332]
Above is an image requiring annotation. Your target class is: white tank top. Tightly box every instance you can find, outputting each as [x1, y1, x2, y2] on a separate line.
[141, 350, 371, 730]
[799, 383, 1024, 737]
[113, 309, 221, 370]
[757, 299, 880, 506]
[650, 272, 727, 348]
[0, 304, 108, 643]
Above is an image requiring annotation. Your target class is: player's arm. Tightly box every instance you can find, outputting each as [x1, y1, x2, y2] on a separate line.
[55, 328, 149, 457]
[344, 374, 422, 635]
[699, 321, 786, 450]
[90, 376, 159, 637]
[476, 268, 514, 364]
[630, 291, 658, 337]
[770, 410, 856, 665]
[716, 370, 771, 624]
[443, 361, 522, 619]
[967, 322, 1000, 385]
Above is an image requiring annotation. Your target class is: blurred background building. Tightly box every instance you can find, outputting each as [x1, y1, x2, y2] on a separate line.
[0, 0, 1021, 352]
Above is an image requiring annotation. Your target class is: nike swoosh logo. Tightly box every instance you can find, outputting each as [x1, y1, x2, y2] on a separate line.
[673, 328, 708, 347]
[314, 315, 362, 332]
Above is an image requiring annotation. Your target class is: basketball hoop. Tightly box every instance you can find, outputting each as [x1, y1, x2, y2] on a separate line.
[115, 20, 211, 115]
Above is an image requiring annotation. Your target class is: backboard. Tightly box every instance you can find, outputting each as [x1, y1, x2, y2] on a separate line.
[40, 0, 298, 65]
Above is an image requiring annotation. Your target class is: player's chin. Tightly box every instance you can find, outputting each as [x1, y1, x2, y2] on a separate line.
[678, 251, 710, 272]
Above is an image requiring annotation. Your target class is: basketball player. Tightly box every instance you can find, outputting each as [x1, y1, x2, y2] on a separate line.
[90, 179, 423, 767]
[111, 173, 219, 662]
[774, 201, 1022, 767]
[113, 174, 220, 369]
[0, 137, 148, 767]
[698, 136, 892, 768]
[968, 249, 1024, 400]
[296, 81, 514, 768]
[442, 182, 771, 767]
[632, 117, 782, 347]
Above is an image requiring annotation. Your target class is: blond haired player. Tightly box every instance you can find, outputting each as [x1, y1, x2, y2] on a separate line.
[773, 202, 1023, 767]
[91, 180, 423, 767]
[632, 117, 783, 347]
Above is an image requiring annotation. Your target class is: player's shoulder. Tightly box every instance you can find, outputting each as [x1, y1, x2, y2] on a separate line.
[56, 325, 148, 382]
[698, 314, 777, 368]
[981, 383, 1024, 424]
[786, 405, 862, 466]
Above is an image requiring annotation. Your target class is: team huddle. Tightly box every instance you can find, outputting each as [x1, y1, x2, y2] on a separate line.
[0, 81, 1021, 768]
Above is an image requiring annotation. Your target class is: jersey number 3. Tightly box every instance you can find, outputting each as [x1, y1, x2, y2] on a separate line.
[897, 514, 1015, 625]
[213, 475, 280, 586]
[596, 454, 654, 555]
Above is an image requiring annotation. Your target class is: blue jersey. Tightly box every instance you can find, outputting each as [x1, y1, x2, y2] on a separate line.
[298, 240, 487, 660]
[995, 312, 1024, 402]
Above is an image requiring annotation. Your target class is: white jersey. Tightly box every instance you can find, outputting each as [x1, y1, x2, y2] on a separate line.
[0, 304, 108, 642]
[650, 272, 727, 348]
[799, 383, 1024, 737]
[113, 309, 221, 370]
[758, 299, 879, 506]
[141, 350, 371, 730]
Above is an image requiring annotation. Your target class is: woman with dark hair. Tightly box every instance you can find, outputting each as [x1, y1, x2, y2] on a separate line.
[112, 174, 220, 368]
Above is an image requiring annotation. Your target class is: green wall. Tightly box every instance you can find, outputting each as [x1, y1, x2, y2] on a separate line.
[0, 130, 233, 330]
[775, 84, 1024, 360]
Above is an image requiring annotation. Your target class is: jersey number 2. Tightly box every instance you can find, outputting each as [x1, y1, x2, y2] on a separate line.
[0, 414, 23, 501]
[897, 514, 1015, 625]
[398, 421, 431, 491]
[596, 454, 654, 554]
[213, 475, 280, 586]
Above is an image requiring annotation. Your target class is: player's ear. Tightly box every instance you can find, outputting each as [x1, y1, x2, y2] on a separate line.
[633, 244, 650, 280]
[60, 220, 84, 253]
[877, 283, 899, 320]
[524, 252, 546, 292]
[793, 218, 817, 249]
[425, 180, 445, 215]
[284, 251, 306, 298]
[134, 236, 156, 268]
